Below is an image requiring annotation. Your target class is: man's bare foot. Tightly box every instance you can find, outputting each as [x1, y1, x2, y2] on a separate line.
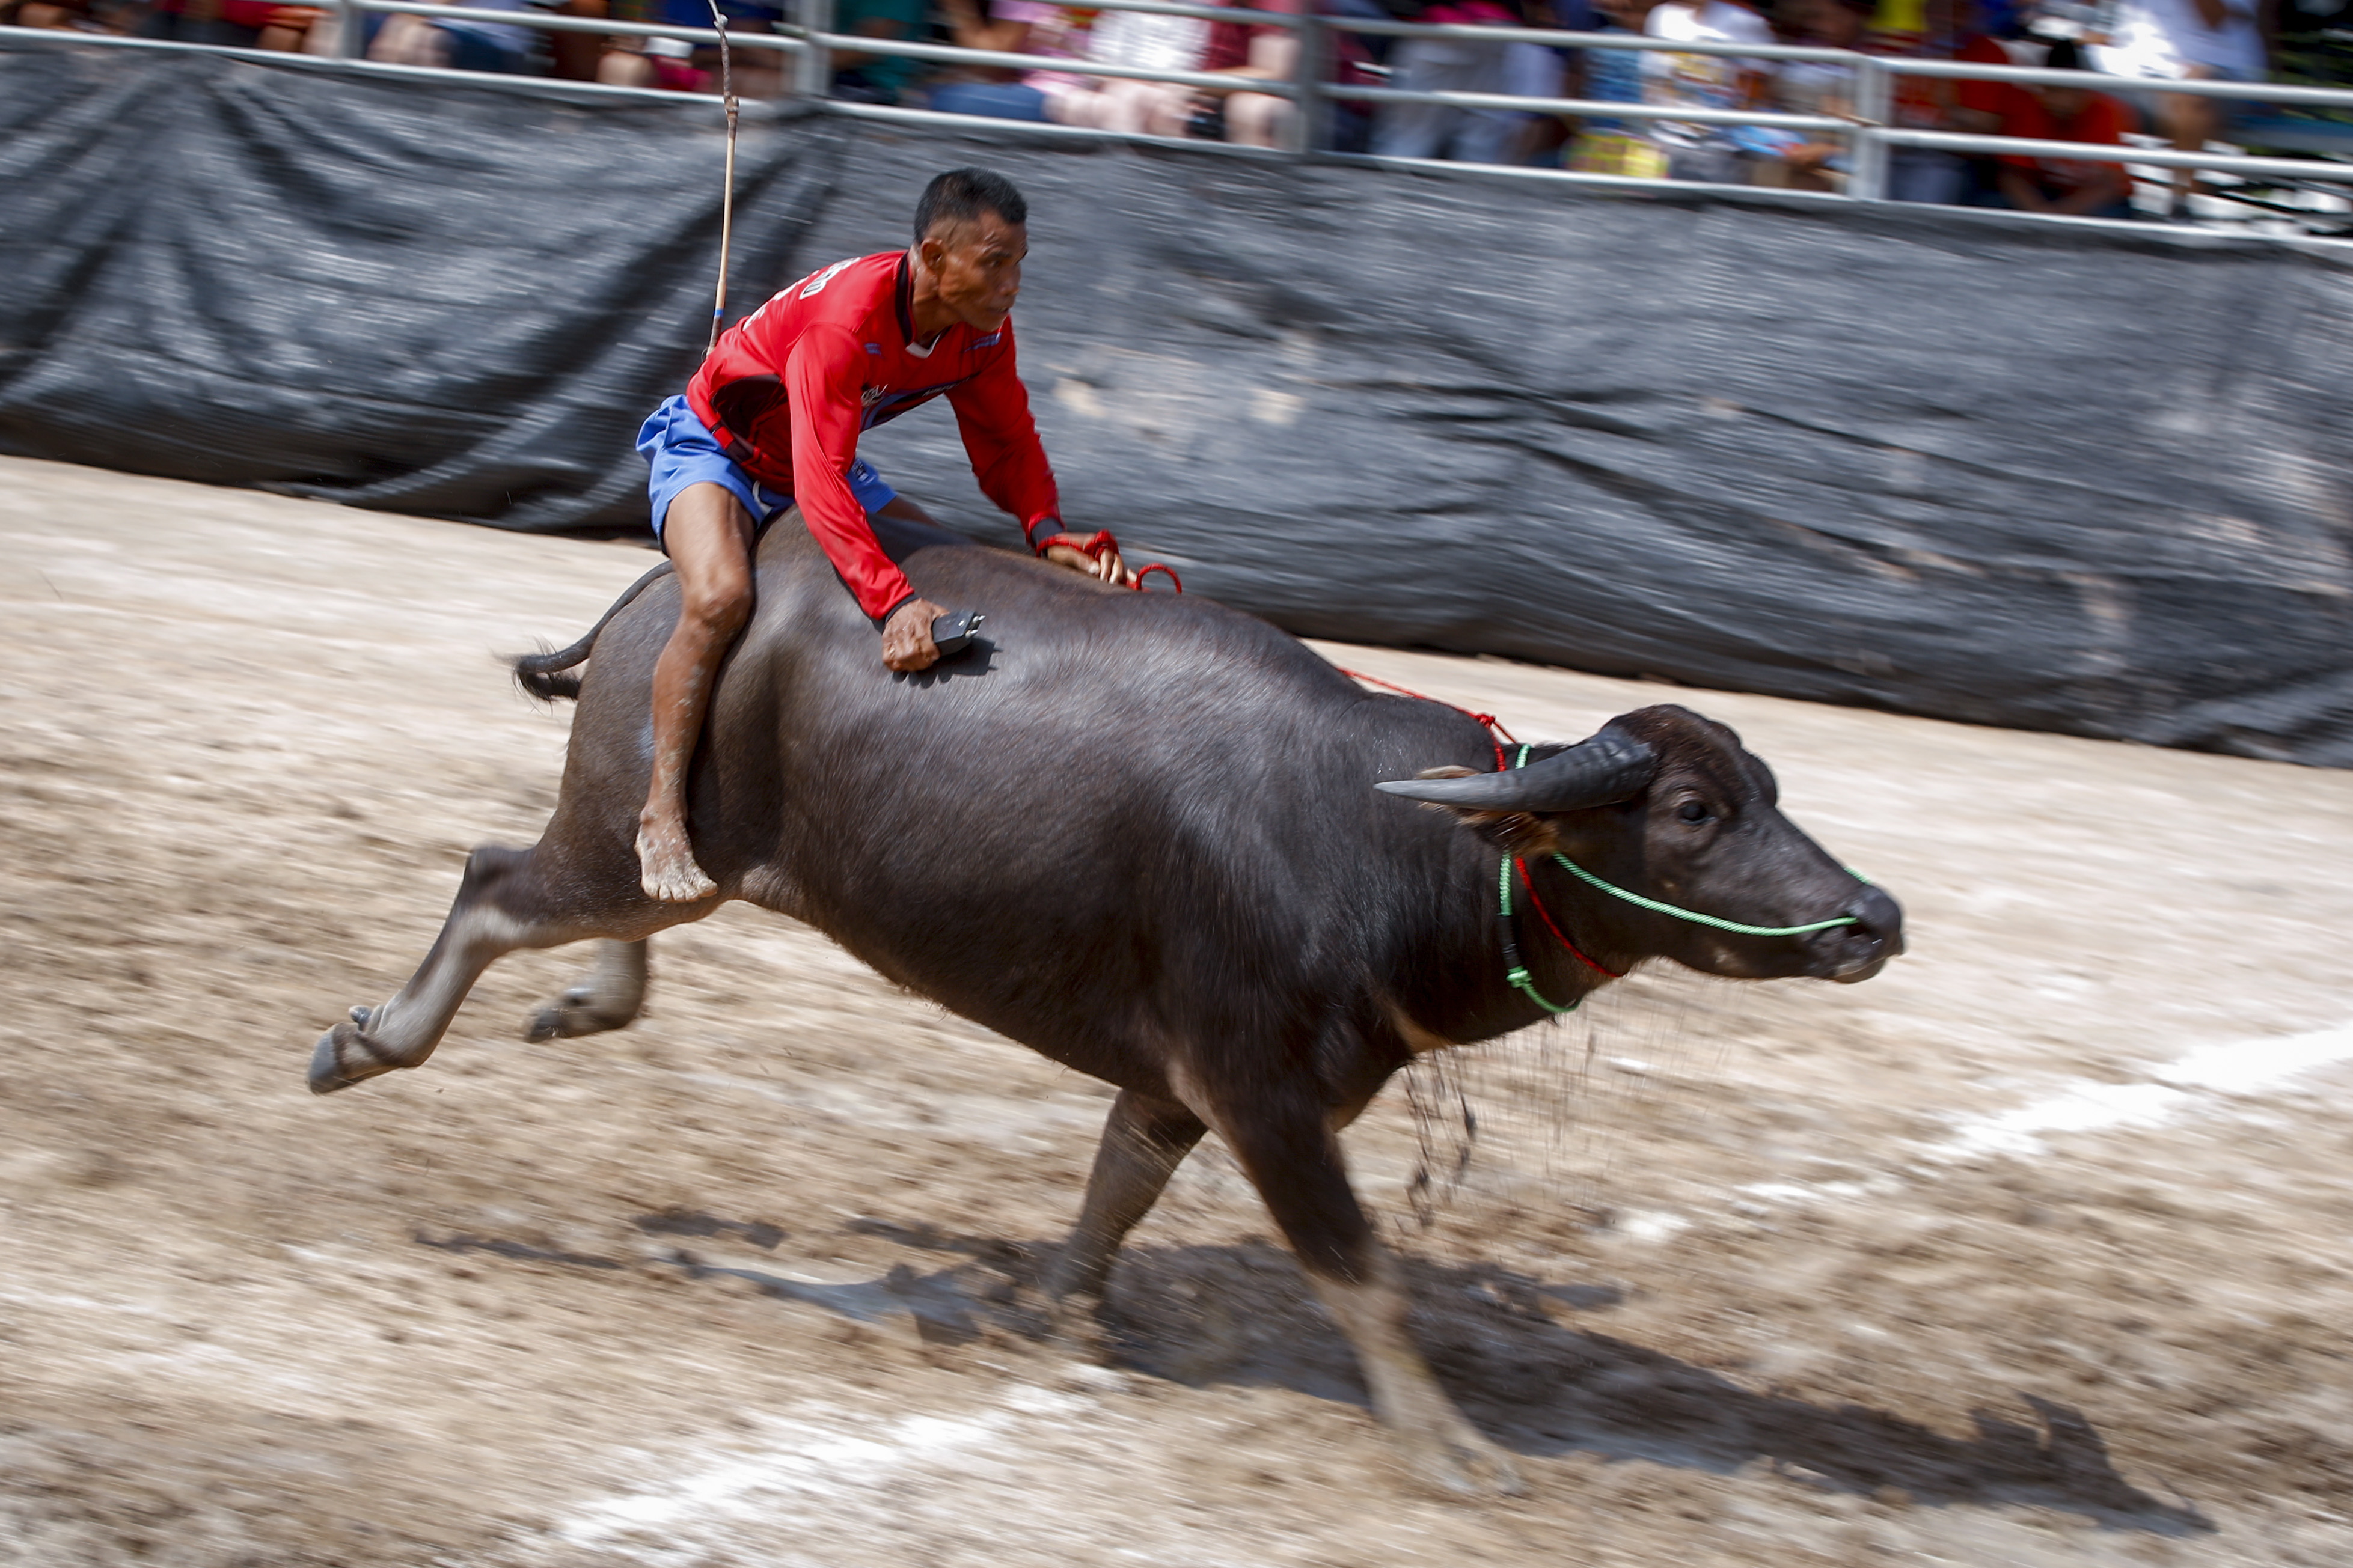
[636, 822, 718, 903]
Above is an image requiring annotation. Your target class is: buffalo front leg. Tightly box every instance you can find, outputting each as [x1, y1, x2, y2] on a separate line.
[1044, 1089, 1207, 1309]
[311, 844, 607, 1094]
[1226, 1108, 1525, 1498]
[525, 938, 651, 1042]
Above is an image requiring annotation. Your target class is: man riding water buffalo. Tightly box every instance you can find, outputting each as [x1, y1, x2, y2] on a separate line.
[308, 166, 1906, 1495]
[633, 167, 1128, 903]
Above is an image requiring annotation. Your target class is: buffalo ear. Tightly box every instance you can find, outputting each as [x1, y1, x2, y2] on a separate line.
[1402, 766, 1563, 857]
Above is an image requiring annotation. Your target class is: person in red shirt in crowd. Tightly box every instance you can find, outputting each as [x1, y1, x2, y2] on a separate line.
[1992, 38, 2135, 219]
[629, 169, 1125, 903]
[1946, 29, 2013, 136]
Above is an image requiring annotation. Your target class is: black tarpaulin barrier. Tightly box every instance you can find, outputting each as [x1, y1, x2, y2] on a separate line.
[5, 41, 2350, 765]
[0, 43, 846, 527]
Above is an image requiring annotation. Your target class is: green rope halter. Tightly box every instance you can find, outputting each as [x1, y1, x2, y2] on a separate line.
[1498, 855, 1580, 1015]
[1492, 743, 1867, 1016]
[1549, 853, 1862, 938]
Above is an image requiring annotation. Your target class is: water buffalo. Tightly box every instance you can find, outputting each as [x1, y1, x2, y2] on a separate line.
[308, 510, 1902, 1495]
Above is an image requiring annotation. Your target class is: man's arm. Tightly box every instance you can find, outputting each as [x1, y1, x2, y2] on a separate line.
[943, 330, 1128, 585]
[944, 326, 1060, 545]
[784, 325, 946, 667]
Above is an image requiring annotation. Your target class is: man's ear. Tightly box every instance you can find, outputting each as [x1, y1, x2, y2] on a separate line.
[916, 233, 947, 273]
[1404, 766, 1562, 858]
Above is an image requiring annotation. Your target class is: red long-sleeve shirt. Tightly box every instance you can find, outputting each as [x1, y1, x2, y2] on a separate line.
[686, 250, 1061, 621]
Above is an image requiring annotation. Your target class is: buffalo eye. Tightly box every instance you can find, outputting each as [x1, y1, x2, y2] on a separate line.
[1676, 799, 1714, 825]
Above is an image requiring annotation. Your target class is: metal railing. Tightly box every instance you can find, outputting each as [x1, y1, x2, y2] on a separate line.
[12, 2, 2353, 221]
[1311, 14, 2353, 204]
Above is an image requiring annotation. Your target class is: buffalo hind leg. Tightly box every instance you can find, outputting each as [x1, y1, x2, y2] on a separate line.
[525, 939, 651, 1042]
[1044, 1090, 1207, 1316]
[311, 844, 653, 1094]
[1225, 1108, 1525, 1498]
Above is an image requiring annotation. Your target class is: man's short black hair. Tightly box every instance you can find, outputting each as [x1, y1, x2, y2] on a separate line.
[914, 169, 1028, 243]
[2043, 37, 2084, 73]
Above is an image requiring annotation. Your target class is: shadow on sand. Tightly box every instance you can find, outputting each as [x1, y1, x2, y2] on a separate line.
[421, 1212, 2211, 1535]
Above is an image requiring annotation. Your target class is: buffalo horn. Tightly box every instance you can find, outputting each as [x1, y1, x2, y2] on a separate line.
[1375, 732, 1655, 812]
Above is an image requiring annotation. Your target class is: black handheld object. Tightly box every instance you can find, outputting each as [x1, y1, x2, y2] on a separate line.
[930, 608, 985, 659]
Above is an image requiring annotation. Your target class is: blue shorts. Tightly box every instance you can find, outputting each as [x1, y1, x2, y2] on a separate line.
[637, 394, 897, 549]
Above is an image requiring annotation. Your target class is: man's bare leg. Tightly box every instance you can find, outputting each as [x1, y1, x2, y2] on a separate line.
[637, 483, 755, 903]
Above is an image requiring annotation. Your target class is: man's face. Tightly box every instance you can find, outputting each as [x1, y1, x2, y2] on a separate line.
[919, 212, 1027, 333]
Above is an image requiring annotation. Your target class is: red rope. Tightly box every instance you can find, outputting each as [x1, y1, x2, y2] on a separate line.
[1514, 856, 1624, 978]
[1042, 528, 1121, 563]
[1336, 666, 1515, 770]
[1038, 528, 1184, 594]
[1345, 670, 1612, 979]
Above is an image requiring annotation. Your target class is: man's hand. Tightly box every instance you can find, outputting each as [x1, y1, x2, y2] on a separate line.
[881, 596, 950, 671]
[1039, 531, 1133, 588]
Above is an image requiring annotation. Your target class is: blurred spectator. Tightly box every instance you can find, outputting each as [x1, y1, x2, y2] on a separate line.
[1943, 18, 2016, 140]
[2, 0, 121, 28]
[1750, 0, 2007, 200]
[1640, 0, 1773, 183]
[927, 0, 1095, 120]
[1874, 0, 2015, 202]
[1306, 0, 1389, 151]
[253, 5, 337, 50]
[138, 0, 329, 45]
[1496, 0, 1582, 163]
[1052, 1, 1212, 134]
[1755, 0, 1871, 189]
[1992, 35, 2134, 213]
[134, 0, 236, 43]
[1567, 0, 1669, 175]
[1940, 30, 2027, 202]
[1370, 0, 1530, 163]
[586, 0, 791, 95]
[2091, 0, 2267, 216]
[2031, 0, 2119, 40]
[1197, 0, 1307, 148]
[550, 0, 697, 91]
[369, 0, 537, 71]
[830, 0, 931, 101]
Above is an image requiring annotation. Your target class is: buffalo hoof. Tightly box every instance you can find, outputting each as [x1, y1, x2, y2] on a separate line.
[308, 1011, 399, 1096]
[1042, 1292, 1117, 1365]
[525, 985, 629, 1043]
[1396, 1423, 1526, 1499]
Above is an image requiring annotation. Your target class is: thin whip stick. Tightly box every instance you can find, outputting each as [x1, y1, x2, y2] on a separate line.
[706, 0, 739, 352]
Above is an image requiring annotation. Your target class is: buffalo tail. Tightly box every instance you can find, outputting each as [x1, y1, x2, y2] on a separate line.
[511, 561, 675, 703]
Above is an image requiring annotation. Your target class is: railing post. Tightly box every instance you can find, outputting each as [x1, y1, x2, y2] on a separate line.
[795, 0, 834, 101]
[337, 0, 369, 58]
[1847, 53, 1891, 202]
[1287, 11, 1326, 156]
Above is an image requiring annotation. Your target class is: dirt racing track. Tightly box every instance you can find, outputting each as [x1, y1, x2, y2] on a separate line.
[5, 454, 2352, 1567]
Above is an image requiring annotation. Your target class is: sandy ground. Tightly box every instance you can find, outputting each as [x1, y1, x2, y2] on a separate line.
[4, 454, 2352, 1567]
